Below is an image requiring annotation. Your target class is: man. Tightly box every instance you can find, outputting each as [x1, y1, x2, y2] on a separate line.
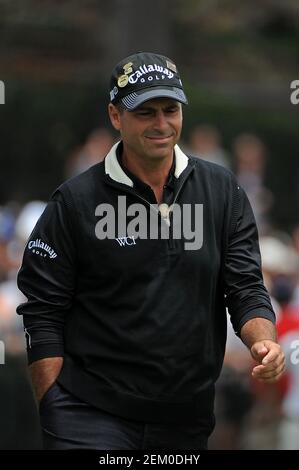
[17, 52, 285, 450]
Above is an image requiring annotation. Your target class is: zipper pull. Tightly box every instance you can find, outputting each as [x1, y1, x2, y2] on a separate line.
[159, 203, 173, 226]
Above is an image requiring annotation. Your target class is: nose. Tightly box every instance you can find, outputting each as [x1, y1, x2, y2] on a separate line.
[153, 110, 169, 131]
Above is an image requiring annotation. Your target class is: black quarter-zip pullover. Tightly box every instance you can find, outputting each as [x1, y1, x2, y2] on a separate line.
[17, 142, 275, 429]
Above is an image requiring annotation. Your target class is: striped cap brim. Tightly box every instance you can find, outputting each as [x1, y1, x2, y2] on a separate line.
[121, 87, 188, 110]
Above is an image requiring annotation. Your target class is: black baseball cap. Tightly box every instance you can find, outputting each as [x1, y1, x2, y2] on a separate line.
[109, 52, 188, 110]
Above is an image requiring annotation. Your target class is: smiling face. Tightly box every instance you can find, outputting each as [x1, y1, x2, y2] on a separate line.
[108, 98, 183, 163]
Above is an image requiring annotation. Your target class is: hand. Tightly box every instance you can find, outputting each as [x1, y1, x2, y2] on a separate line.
[250, 339, 285, 383]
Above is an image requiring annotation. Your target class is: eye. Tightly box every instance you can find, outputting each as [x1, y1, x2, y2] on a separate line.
[135, 110, 152, 117]
[166, 107, 179, 114]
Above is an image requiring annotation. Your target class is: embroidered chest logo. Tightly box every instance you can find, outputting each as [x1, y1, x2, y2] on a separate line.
[28, 238, 57, 259]
[115, 236, 136, 247]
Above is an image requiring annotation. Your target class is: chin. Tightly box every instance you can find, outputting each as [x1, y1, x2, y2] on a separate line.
[148, 148, 171, 159]
[148, 142, 174, 154]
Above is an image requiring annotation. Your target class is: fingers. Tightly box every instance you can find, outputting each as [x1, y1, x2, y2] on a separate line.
[253, 352, 285, 373]
[251, 340, 284, 365]
[253, 368, 285, 384]
[261, 346, 282, 365]
[252, 357, 286, 383]
[252, 362, 285, 378]
[251, 344, 268, 362]
[250, 340, 286, 383]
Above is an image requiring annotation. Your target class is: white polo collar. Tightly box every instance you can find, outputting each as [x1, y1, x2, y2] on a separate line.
[104, 141, 189, 187]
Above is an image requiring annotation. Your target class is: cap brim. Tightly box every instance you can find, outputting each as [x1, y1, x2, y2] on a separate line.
[121, 87, 188, 110]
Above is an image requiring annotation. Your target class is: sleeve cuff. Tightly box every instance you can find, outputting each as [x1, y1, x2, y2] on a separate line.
[27, 343, 64, 365]
[233, 308, 276, 337]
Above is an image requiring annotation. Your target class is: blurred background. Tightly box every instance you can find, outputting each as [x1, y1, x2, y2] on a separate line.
[0, 0, 299, 449]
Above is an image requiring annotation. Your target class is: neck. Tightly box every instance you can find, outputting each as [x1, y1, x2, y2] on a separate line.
[121, 146, 174, 189]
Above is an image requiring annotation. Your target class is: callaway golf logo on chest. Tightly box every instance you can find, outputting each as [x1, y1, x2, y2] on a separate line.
[28, 238, 57, 259]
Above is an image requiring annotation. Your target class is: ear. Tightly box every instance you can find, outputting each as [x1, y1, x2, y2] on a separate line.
[108, 103, 121, 131]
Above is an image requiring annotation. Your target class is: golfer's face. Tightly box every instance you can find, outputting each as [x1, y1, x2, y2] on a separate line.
[111, 98, 182, 162]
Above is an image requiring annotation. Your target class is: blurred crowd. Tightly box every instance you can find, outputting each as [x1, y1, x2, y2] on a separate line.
[1, 124, 299, 449]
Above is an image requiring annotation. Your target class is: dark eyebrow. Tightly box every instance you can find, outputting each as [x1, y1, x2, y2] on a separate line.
[164, 103, 180, 109]
[135, 106, 154, 112]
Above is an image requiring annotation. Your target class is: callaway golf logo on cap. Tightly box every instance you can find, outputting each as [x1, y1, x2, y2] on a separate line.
[109, 52, 188, 110]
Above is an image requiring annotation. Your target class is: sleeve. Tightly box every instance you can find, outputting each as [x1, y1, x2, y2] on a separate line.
[223, 182, 275, 336]
[16, 189, 76, 364]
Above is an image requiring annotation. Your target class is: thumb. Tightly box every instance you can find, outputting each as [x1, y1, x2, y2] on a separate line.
[251, 343, 269, 362]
